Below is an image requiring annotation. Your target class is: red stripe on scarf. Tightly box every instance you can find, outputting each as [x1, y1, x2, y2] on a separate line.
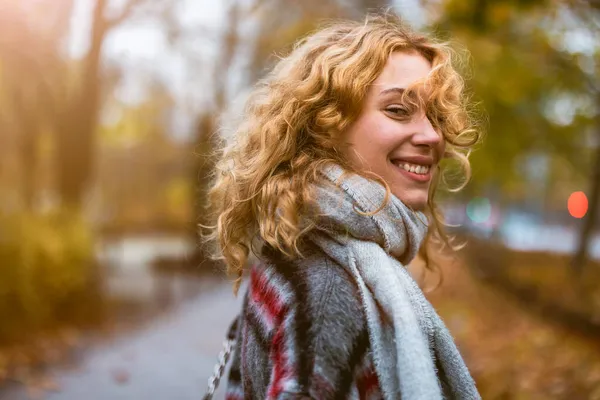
[250, 267, 292, 399]
[267, 323, 293, 398]
[250, 268, 286, 328]
[357, 366, 379, 399]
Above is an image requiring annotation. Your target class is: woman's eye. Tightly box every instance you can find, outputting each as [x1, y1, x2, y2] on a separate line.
[385, 106, 411, 118]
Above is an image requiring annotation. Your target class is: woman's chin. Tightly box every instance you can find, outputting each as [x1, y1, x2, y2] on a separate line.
[392, 190, 428, 211]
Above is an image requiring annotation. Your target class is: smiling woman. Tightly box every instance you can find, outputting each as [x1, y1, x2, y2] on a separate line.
[343, 51, 446, 211]
[202, 12, 482, 400]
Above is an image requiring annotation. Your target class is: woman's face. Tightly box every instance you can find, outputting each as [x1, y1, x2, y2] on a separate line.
[342, 51, 445, 211]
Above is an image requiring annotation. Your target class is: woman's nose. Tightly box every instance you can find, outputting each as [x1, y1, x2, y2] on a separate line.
[411, 114, 442, 147]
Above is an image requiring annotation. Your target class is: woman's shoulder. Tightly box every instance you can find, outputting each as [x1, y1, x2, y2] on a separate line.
[250, 244, 366, 331]
[234, 246, 372, 399]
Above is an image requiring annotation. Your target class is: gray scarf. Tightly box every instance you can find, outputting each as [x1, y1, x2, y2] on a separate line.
[309, 163, 481, 400]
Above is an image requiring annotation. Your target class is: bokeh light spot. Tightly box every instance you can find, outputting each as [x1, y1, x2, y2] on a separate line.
[466, 197, 492, 223]
[568, 191, 588, 218]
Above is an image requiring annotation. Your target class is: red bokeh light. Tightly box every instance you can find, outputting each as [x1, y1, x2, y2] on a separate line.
[568, 191, 588, 219]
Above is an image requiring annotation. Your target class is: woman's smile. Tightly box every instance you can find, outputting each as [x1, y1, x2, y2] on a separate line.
[390, 160, 433, 183]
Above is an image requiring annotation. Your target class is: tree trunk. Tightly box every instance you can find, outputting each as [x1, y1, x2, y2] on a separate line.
[19, 121, 37, 211]
[9, 72, 39, 211]
[572, 94, 600, 274]
[56, 0, 108, 209]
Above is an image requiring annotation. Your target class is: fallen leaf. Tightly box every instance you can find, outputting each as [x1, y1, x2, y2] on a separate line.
[111, 368, 130, 385]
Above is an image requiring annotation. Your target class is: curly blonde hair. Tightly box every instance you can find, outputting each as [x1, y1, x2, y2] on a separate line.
[203, 13, 481, 293]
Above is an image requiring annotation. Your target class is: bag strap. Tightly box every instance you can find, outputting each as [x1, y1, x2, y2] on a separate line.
[202, 317, 239, 400]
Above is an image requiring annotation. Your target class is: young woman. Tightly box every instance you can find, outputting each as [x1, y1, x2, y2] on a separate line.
[204, 13, 482, 400]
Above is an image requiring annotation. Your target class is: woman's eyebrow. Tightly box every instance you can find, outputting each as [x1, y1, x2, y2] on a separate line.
[379, 87, 406, 96]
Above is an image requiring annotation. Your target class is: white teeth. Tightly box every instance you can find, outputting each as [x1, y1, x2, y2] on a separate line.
[396, 162, 429, 175]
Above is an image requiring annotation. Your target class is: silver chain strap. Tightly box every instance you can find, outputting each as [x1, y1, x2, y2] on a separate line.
[202, 318, 239, 400]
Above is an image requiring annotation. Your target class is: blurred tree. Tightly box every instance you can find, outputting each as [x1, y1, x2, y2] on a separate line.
[54, 0, 175, 209]
[427, 0, 597, 205]
[573, 92, 600, 273]
[0, 5, 61, 211]
[425, 0, 598, 270]
[0, 0, 173, 211]
[567, 1, 600, 273]
[96, 80, 190, 232]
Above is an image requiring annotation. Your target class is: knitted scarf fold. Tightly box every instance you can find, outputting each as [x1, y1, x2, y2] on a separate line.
[309, 163, 480, 400]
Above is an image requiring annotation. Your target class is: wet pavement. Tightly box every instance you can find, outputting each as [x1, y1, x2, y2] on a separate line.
[2, 278, 243, 400]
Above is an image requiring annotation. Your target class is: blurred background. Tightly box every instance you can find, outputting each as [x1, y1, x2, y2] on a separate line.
[0, 0, 598, 399]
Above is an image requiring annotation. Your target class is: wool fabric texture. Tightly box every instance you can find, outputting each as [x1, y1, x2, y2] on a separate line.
[309, 164, 480, 399]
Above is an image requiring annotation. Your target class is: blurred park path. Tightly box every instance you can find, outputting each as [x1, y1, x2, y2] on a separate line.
[2, 278, 241, 400]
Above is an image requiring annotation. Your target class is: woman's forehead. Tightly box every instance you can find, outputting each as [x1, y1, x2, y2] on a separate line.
[371, 52, 432, 92]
